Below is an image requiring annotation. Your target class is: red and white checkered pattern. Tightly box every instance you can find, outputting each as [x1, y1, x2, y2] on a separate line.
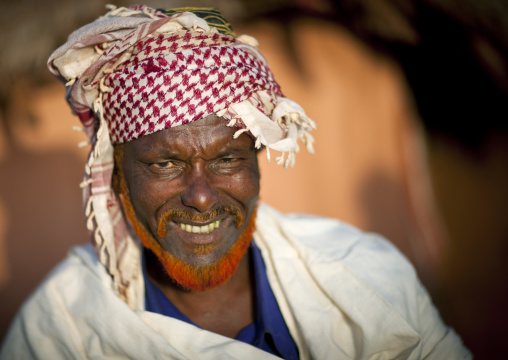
[102, 31, 282, 144]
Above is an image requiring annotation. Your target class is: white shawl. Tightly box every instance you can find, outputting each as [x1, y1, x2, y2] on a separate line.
[0, 203, 471, 360]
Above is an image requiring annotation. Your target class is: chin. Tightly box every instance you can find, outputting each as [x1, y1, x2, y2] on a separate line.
[148, 206, 257, 291]
[120, 186, 258, 291]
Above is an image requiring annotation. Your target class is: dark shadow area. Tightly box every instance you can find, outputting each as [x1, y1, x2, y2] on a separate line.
[359, 169, 414, 258]
[358, 168, 434, 284]
[425, 135, 508, 360]
[0, 145, 89, 342]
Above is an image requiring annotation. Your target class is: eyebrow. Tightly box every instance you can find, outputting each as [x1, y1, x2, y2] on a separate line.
[132, 141, 255, 160]
[213, 148, 255, 158]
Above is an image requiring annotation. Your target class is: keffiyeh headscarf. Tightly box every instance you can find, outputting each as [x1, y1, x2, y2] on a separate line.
[48, 5, 315, 307]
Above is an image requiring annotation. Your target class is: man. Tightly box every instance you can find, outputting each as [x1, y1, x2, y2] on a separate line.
[1, 6, 470, 359]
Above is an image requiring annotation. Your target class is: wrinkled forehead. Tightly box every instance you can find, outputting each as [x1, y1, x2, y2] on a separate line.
[121, 114, 256, 160]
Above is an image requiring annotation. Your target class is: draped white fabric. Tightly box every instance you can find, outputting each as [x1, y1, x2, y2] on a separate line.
[0, 203, 471, 360]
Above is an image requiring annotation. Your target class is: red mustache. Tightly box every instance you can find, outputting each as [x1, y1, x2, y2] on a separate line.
[157, 205, 243, 238]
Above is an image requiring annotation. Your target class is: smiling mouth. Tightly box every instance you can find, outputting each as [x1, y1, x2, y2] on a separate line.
[177, 220, 222, 234]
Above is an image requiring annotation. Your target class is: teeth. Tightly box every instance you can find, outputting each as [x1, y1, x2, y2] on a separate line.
[179, 220, 221, 234]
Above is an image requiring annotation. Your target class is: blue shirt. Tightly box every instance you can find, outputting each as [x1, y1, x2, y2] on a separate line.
[143, 241, 299, 359]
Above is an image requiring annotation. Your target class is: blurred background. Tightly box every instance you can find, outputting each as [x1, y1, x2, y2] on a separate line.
[1, 0, 507, 358]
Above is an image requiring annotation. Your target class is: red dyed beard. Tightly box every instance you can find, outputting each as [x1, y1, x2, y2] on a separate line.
[114, 147, 257, 292]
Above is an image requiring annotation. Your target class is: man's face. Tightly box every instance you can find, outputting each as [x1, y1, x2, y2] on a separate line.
[119, 115, 260, 288]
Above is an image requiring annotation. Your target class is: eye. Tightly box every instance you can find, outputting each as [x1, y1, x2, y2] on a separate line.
[150, 161, 173, 170]
[210, 155, 246, 174]
[217, 155, 243, 166]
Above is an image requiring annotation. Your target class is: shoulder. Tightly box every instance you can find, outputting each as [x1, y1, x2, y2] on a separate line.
[256, 202, 411, 275]
[0, 245, 112, 359]
[256, 203, 471, 359]
[27, 244, 112, 307]
[256, 202, 418, 310]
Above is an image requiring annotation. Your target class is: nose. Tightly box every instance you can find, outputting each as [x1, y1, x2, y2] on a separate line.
[180, 165, 219, 213]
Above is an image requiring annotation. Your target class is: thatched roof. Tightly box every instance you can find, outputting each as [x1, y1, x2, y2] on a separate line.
[0, 0, 295, 97]
[0, 0, 107, 96]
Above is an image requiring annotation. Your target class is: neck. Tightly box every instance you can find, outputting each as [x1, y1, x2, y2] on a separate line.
[146, 244, 255, 338]
[145, 244, 253, 297]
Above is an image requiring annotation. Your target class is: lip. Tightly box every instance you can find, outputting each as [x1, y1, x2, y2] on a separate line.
[173, 215, 226, 227]
[167, 216, 233, 247]
[169, 212, 230, 226]
[176, 219, 221, 234]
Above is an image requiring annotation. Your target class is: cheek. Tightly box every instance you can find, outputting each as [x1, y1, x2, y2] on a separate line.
[227, 169, 260, 208]
[140, 181, 176, 204]
[125, 174, 171, 223]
